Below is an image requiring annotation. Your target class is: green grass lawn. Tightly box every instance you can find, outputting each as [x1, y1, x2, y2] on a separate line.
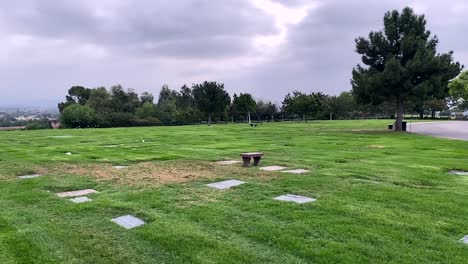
[0, 120, 467, 263]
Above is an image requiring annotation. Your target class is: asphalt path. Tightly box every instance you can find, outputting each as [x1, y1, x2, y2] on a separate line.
[408, 121, 468, 141]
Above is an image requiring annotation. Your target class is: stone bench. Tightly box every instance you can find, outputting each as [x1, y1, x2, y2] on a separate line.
[240, 152, 264, 167]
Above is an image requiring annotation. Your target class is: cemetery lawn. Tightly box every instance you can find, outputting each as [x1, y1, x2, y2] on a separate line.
[0, 120, 467, 264]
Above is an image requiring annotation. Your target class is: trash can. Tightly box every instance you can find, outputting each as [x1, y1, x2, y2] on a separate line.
[393, 121, 407, 131]
[402, 121, 407, 131]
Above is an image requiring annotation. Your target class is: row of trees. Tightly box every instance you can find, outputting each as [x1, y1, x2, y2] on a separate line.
[58, 82, 287, 128]
[57, 82, 379, 128]
[60, 80, 433, 129]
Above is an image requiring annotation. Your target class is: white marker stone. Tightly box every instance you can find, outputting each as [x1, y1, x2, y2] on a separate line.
[65, 152, 72, 156]
[56, 189, 98, 198]
[112, 215, 145, 229]
[461, 235, 468, 244]
[260, 166, 286, 171]
[112, 165, 128, 169]
[274, 194, 316, 204]
[207, 180, 246, 190]
[18, 174, 41, 179]
[216, 160, 241, 165]
[103, 145, 120, 148]
[70, 196, 92, 203]
[449, 170, 468, 176]
[282, 169, 310, 174]
[47, 135, 73, 138]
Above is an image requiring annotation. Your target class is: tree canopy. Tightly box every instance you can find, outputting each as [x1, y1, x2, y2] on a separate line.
[449, 71, 468, 111]
[351, 7, 462, 130]
[282, 91, 326, 120]
[232, 93, 256, 122]
[192, 81, 231, 124]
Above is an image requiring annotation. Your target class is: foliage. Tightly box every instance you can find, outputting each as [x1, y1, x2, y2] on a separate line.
[352, 7, 462, 130]
[449, 71, 468, 110]
[58, 86, 92, 112]
[60, 104, 96, 128]
[25, 120, 52, 130]
[255, 100, 278, 121]
[232, 93, 256, 122]
[192, 81, 231, 124]
[282, 91, 327, 119]
[325, 92, 358, 119]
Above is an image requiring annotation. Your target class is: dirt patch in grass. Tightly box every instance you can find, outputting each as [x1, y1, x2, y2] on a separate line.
[36, 160, 279, 187]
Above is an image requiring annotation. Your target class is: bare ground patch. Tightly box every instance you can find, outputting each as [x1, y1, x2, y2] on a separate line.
[31, 160, 281, 187]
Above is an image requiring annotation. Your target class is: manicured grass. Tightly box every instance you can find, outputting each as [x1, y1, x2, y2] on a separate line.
[0, 120, 467, 263]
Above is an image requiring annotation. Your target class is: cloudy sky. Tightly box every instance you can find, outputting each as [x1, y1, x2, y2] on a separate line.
[1, 0, 467, 107]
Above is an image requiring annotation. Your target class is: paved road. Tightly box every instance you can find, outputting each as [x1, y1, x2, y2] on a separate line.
[408, 121, 468, 141]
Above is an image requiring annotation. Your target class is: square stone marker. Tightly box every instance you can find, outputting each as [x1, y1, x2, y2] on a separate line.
[112, 215, 145, 229]
[216, 160, 241, 165]
[260, 166, 286, 171]
[274, 194, 316, 204]
[282, 169, 310, 174]
[461, 235, 468, 244]
[112, 165, 128, 169]
[18, 174, 41, 179]
[207, 180, 246, 190]
[56, 189, 98, 198]
[449, 170, 468, 176]
[70, 196, 92, 203]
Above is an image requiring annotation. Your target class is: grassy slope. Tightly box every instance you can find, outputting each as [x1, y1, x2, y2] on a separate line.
[0, 120, 467, 263]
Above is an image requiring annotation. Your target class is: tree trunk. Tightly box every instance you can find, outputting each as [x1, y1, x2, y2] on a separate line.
[419, 110, 424, 119]
[395, 99, 404, 131]
[208, 114, 211, 125]
[329, 113, 333, 120]
[247, 112, 251, 124]
[431, 110, 436, 119]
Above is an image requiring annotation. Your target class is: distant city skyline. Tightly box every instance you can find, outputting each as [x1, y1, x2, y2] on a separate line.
[1, 0, 467, 107]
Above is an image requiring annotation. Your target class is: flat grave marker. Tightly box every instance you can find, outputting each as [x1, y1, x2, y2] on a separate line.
[449, 170, 468, 176]
[260, 166, 286, 171]
[70, 196, 92, 203]
[282, 169, 310, 174]
[47, 135, 73, 138]
[56, 189, 98, 198]
[112, 165, 128, 169]
[18, 174, 41, 179]
[461, 235, 468, 245]
[216, 160, 241, 165]
[112, 215, 145, 229]
[207, 180, 246, 190]
[274, 194, 316, 204]
[103, 145, 120, 148]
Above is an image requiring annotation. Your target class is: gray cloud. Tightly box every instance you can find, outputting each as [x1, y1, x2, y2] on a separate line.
[236, 0, 468, 101]
[0, 0, 466, 107]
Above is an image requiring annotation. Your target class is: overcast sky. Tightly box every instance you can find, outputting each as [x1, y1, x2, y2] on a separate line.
[1, 0, 467, 107]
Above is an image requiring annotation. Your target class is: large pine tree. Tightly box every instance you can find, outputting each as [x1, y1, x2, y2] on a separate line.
[352, 7, 462, 130]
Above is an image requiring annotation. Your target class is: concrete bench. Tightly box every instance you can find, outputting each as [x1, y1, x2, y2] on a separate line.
[240, 152, 264, 167]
